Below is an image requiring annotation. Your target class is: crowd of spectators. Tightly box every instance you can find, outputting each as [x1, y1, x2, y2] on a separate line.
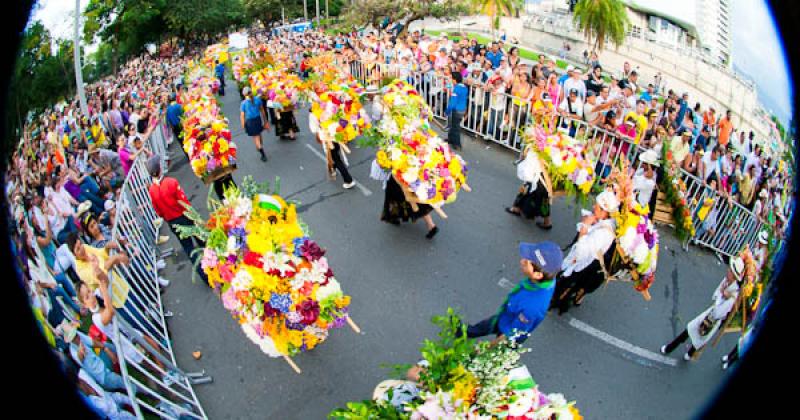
[6, 51, 194, 418]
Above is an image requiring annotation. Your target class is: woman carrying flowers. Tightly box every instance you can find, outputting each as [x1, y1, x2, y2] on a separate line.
[551, 190, 621, 314]
[381, 175, 440, 239]
[506, 145, 554, 230]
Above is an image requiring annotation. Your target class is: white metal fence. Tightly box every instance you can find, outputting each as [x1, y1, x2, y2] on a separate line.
[106, 122, 210, 419]
[346, 60, 770, 257]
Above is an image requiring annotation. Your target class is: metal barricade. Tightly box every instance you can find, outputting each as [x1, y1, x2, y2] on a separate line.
[107, 124, 210, 419]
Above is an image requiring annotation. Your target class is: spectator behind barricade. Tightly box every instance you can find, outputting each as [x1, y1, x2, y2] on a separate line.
[146, 155, 209, 286]
[586, 65, 604, 94]
[738, 165, 757, 208]
[683, 147, 703, 177]
[717, 110, 734, 148]
[670, 129, 692, 167]
[633, 149, 660, 215]
[702, 146, 722, 188]
[486, 41, 504, 69]
[56, 320, 126, 393]
[640, 84, 655, 102]
[68, 356, 138, 420]
[88, 144, 124, 194]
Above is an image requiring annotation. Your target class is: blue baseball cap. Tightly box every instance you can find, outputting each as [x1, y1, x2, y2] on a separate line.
[519, 241, 563, 278]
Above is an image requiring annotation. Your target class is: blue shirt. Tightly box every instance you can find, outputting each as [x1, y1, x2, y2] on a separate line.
[496, 278, 555, 341]
[558, 73, 569, 86]
[241, 97, 262, 120]
[166, 103, 183, 128]
[215, 63, 225, 78]
[639, 91, 652, 102]
[446, 83, 469, 114]
[486, 51, 504, 69]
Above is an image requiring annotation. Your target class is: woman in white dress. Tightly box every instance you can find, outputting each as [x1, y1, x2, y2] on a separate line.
[660, 257, 744, 360]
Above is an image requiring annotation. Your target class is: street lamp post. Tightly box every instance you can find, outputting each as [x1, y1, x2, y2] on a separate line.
[73, 0, 88, 116]
[316, 0, 320, 25]
[304, 0, 308, 21]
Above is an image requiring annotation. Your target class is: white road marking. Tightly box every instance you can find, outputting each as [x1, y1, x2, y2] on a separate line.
[497, 277, 516, 290]
[304, 144, 373, 196]
[567, 317, 678, 367]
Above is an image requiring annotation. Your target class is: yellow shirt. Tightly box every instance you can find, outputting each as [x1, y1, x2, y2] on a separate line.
[75, 245, 130, 308]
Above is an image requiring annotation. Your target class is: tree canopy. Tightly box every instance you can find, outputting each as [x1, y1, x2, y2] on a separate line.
[572, 0, 630, 52]
[340, 0, 470, 34]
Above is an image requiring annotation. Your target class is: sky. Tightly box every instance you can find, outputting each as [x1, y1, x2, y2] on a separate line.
[31, 0, 794, 125]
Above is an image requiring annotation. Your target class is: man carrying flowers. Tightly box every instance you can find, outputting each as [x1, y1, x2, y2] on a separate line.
[463, 241, 563, 344]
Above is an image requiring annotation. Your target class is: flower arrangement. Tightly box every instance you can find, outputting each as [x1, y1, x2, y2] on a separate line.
[369, 80, 470, 207]
[329, 309, 581, 419]
[309, 80, 371, 145]
[179, 178, 352, 360]
[203, 43, 229, 68]
[660, 147, 695, 241]
[607, 158, 659, 299]
[522, 124, 596, 197]
[181, 64, 237, 182]
[249, 68, 308, 110]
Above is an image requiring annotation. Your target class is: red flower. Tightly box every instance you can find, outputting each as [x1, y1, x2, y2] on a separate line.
[221, 130, 231, 140]
[299, 281, 314, 296]
[298, 299, 320, 325]
[243, 251, 263, 268]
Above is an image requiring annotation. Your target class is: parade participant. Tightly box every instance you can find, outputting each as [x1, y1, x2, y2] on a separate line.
[551, 190, 620, 314]
[380, 175, 439, 239]
[506, 145, 554, 230]
[445, 71, 468, 150]
[632, 149, 659, 214]
[464, 241, 563, 344]
[271, 94, 300, 141]
[661, 257, 743, 361]
[240, 87, 269, 162]
[309, 104, 357, 190]
[214, 59, 226, 96]
[145, 156, 208, 284]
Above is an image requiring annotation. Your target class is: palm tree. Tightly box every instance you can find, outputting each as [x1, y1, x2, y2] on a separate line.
[572, 0, 630, 52]
[473, 0, 523, 39]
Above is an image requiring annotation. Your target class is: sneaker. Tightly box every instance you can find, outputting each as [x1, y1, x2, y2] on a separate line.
[722, 361, 729, 370]
[683, 352, 692, 361]
[158, 277, 170, 287]
[425, 226, 439, 239]
[156, 235, 170, 245]
[156, 259, 166, 270]
[343, 181, 356, 189]
[721, 355, 729, 363]
[660, 345, 668, 355]
[154, 217, 164, 229]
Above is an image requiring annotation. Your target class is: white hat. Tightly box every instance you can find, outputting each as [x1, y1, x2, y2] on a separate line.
[638, 149, 660, 167]
[596, 190, 620, 213]
[566, 65, 575, 72]
[759, 189, 768, 198]
[758, 230, 769, 245]
[104, 199, 115, 212]
[730, 257, 745, 280]
[76, 201, 92, 217]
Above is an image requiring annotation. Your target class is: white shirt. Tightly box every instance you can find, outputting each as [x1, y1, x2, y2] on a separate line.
[562, 218, 616, 277]
[563, 78, 586, 101]
[702, 154, 719, 182]
[632, 168, 656, 207]
[559, 97, 584, 118]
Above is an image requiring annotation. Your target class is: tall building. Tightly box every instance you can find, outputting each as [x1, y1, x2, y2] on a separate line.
[696, 0, 732, 66]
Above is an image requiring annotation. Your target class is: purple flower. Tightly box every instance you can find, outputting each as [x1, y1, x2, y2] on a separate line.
[339, 118, 348, 128]
[331, 316, 347, 329]
[226, 254, 238, 264]
[299, 239, 325, 261]
[292, 236, 309, 257]
[229, 227, 247, 239]
[263, 302, 280, 318]
[268, 293, 292, 314]
[637, 223, 648, 235]
[427, 185, 436, 200]
[285, 320, 306, 331]
[409, 180, 422, 191]
[644, 229, 657, 248]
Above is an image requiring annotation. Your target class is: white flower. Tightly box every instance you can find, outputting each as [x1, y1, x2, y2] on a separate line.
[231, 269, 253, 291]
[632, 243, 650, 264]
[241, 323, 282, 357]
[508, 397, 533, 416]
[317, 281, 342, 302]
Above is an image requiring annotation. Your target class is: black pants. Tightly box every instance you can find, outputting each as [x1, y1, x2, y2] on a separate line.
[466, 316, 499, 339]
[330, 143, 353, 184]
[218, 76, 225, 95]
[171, 124, 187, 159]
[663, 328, 697, 357]
[448, 111, 463, 148]
[168, 215, 209, 285]
[212, 174, 237, 200]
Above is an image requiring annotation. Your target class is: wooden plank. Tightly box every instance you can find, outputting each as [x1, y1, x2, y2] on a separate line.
[202, 165, 237, 185]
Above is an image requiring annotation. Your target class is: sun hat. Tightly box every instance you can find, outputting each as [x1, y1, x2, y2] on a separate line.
[519, 241, 564, 278]
[76, 201, 92, 218]
[104, 199, 115, 212]
[566, 65, 575, 72]
[638, 149, 660, 167]
[758, 230, 769, 245]
[596, 190, 620, 213]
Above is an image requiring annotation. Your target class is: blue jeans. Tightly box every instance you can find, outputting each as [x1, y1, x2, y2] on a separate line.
[80, 178, 105, 214]
[53, 272, 77, 298]
[56, 217, 78, 245]
[47, 285, 81, 324]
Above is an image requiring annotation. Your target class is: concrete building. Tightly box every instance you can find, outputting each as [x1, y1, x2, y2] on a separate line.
[696, 0, 732, 66]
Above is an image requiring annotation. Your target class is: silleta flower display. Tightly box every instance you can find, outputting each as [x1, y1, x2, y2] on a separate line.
[523, 125, 595, 196]
[329, 310, 581, 419]
[181, 63, 237, 182]
[371, 80, 470, 207]
[181, 182, 353, 367]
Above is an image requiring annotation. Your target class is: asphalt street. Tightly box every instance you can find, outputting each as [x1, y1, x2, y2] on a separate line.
[159, 76, 739, 419]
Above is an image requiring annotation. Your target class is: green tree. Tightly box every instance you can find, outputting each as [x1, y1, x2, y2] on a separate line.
[243, 0, 305, 25]
[164, 0, 247, 40]
[471, 0, 522, 38]
[572, 0, 630, 52]
[341, 0, 470, 37]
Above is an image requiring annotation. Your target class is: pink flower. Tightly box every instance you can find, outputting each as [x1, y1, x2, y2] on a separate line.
[221, 287, 239, 311]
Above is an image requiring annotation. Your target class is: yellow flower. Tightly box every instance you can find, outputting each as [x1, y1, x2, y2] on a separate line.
[334, 295, 351, 308]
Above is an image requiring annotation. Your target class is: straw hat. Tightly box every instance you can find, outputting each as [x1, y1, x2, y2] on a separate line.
[596, 190, 620, 213]
[638, 149, 660, 167]
[730, 257, 745, 280]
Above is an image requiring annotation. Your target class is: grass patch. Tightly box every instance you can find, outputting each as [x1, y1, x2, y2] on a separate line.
[426, 29, 568, 69]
